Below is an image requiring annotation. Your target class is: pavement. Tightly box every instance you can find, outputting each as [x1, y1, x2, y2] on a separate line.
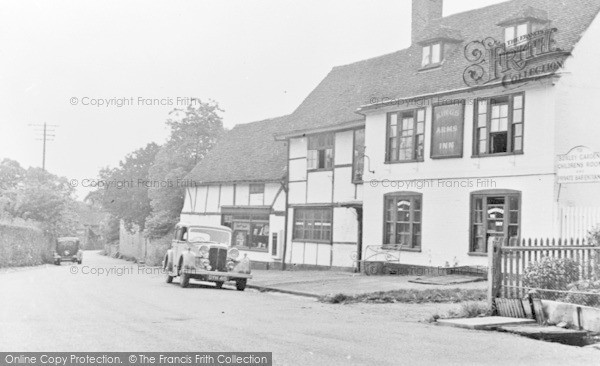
[247, 269, 486, 298]
[2, 251, 600, 365]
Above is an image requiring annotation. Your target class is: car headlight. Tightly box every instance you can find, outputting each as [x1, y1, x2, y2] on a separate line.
[199, 245, 210, 258]
[228, 248, 240, 260]
[227, 261, 235, 271]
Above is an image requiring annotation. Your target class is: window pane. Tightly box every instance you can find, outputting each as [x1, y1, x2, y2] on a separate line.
[417, 109, 425, 122]
[307, 150, 318, 170]
[491, 119, 499, 132]
[413, 210, 421, 223]
[478, 114, 487, 128]
[432, 43, 441, 63]
[505, 27, 515, 43]
[479, 140, 487, 154]
[517, 24, 528, 38]
[389, 113, 398, 127]
[514, 137, 523, 151]
[509, 196, 519, 210]
[416, 121, 424, 134]
[492, 106, 500, 119]
[478, 100, 488, 111]
[499, 118, 508, 131]
[500, 105, 508, 118]
[422, 46, 431, 66]
[325, 149, 333, 169]
[513, 95, 523, 109]
[513, 110, 522, 123]
[414, 198, 422, 210]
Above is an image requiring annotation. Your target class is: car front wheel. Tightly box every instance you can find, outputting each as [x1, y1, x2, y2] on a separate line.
[236, 279, 247, 291]
[180, 272, 190, 288]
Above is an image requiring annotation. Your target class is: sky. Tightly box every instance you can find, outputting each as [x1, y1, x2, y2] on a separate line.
[0, 0, 506, 199]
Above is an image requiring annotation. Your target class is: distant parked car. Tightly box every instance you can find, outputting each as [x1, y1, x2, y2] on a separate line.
[163, 223, 252, 290]
[54, 237, 82, 265]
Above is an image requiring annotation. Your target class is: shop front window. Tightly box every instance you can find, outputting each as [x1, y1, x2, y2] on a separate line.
[221, 214, 269, 251]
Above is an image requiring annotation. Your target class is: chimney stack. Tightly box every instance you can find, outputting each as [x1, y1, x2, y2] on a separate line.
[412, 0, 443, 44]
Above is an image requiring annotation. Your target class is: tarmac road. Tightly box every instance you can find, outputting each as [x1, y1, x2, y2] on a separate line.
[0, 251, 598, 365]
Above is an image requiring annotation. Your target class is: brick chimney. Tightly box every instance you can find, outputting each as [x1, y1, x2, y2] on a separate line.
[412, 0, 443, 44]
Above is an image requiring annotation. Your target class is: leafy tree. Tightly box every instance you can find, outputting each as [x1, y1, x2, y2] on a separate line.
[3, 165, 78, 236]
[0, 159, 26, 216]
[87, 142, 160, 231]
[146, 100, 224, 237]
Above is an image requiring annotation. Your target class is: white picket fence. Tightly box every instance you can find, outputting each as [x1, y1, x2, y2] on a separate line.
[557, 206, 600, 238]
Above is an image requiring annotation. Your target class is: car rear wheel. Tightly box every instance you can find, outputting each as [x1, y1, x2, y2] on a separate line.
[54, 260, 60, 266]
[214, 281, 224, 289]
[236, 279, 247, 291]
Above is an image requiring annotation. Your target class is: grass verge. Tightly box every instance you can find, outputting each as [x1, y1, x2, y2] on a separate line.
[320, 288, 486, 304]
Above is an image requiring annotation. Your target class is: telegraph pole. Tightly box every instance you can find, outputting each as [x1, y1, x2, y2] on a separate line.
[29, 123, 58, 171]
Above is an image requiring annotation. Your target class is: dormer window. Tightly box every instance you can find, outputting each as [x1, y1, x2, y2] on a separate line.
[422, 42, 442, 67]
[505, 23, 529, 47]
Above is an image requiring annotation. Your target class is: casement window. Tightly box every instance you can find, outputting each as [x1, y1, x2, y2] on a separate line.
[352, 129, 365, 183]
[470, 191, 520, 254]
[293, 208, 332, 242]
[249, 183, 265, 205]
[505, 23, 529, 47]
[383, 193, 422, 250]
[474, 93, 524, 156]
[307, 133, 334, 170]
[422, 42, 442, 67]
[387, 109, 425, 162]
[221, 214, 270, 251]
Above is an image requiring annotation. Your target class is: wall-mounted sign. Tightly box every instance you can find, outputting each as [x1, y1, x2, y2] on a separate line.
[431, 102, 465, 159]
[556, 146, 600, 184]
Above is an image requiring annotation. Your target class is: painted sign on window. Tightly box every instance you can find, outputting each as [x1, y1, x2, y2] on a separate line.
[431, 103, 464, 159]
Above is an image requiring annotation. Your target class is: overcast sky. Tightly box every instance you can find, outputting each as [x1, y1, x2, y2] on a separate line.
[0, 0, 505, 199]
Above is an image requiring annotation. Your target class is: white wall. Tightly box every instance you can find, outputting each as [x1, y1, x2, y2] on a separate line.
[362, 84, 563, 267]
[554, 12, 600, 207]
[286, 130, 363, 268]
[362, 175, 556, 267]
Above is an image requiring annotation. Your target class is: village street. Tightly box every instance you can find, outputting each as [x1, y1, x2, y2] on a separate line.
[0, 251, 598, 365]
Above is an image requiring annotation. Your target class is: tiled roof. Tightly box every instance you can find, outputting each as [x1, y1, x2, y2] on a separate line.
[416, 25, 464, 45]
[185, 116, 289, 184]
[497, 6, 550, 26]
[281, 0, 600, 136]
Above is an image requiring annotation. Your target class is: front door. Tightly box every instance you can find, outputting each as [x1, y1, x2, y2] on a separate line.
[486, 197, 506, 245]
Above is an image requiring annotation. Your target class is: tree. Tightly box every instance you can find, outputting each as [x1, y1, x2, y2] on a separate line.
[3, 165, 78, 237]
[87, 142, 160, 231]
[145, 100, 224, 237]
[0, 159, 26, 217]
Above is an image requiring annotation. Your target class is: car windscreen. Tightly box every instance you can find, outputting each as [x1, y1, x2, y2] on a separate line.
[187, 228, 230, 245]
[57, 241, 79, 254]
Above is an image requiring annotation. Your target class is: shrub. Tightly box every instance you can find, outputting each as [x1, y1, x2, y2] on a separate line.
[523, 257, 580, 299]
[562, 279, 600, 307]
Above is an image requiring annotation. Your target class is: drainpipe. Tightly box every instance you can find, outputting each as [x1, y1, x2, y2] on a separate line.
[280, 175, 289, 271]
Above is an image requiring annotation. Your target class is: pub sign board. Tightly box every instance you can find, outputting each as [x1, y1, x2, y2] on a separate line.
[431, 101, 465, 159]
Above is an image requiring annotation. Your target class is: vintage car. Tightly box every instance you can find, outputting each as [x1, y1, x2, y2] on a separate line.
[54, 237, 83, 265]
[163, 223, 252, 290]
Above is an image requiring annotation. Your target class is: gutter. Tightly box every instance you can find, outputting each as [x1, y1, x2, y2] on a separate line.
[357, 71, 564, 113]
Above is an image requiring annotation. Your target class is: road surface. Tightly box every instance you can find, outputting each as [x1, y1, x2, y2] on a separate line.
[0, 251, 598, 365]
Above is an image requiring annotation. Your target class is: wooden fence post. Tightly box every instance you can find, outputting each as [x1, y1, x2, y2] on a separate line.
[487, 237, 502, 311]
